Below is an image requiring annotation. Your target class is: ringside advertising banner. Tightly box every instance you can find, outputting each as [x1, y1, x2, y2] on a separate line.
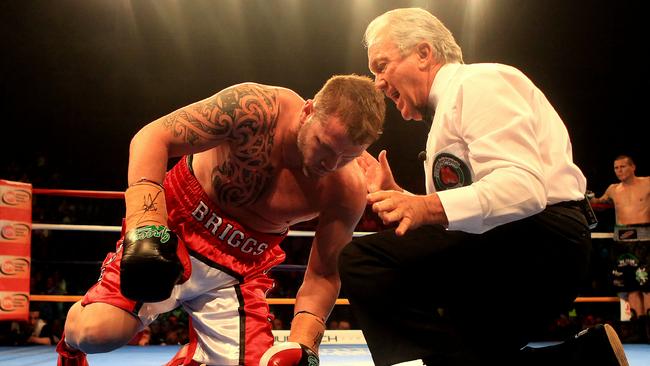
[0, 179, 32, 321]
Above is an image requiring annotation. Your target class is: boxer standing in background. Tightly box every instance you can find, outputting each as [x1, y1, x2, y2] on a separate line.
[592, 155, 650, 343]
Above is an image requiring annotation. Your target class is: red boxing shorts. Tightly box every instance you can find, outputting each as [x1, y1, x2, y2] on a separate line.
[83, 156, 287, 365]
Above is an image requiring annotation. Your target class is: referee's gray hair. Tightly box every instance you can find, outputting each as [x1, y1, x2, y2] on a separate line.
[364, 8, 463, 64]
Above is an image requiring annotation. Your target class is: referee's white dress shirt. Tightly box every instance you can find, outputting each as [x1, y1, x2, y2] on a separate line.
[424, 63, 586, 234]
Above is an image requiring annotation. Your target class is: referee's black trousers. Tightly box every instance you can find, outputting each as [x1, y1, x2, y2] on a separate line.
[338, 204, 591, 366]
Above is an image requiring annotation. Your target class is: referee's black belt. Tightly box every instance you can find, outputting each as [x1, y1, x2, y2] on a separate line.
[549, 198, 598, 229]
[550, 198, 587, 210]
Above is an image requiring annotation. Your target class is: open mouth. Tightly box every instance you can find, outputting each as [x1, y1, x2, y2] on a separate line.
[389, 89, 400, 103]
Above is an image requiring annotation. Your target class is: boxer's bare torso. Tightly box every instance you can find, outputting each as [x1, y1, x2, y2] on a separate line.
[179, 83, 367, 233]
[604, 177, 650, 225]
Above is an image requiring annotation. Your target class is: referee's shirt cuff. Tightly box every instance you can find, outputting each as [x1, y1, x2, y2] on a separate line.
[437, 186, 484, 234]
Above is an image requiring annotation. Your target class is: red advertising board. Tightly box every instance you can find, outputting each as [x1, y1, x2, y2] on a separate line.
[0, 180, 32, 321]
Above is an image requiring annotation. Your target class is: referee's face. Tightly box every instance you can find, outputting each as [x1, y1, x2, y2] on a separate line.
[368, 40, 429, 122]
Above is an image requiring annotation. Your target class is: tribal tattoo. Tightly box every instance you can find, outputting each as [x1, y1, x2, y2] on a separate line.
[163, 84, 279, 206]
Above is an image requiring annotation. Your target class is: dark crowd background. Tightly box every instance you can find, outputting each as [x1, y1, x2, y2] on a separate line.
[1, 0, 648, 347]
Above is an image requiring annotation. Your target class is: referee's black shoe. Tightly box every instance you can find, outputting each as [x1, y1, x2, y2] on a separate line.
[520, 323, 629, 366]
[570, 323, 628, 366]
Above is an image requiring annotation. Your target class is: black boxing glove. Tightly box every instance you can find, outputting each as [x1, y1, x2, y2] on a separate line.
[259, 342, 319, 366]
[120, 225, 183, 302]
[121, 178, 181, 303]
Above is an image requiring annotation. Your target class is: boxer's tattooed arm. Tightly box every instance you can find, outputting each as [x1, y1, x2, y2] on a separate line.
[162, 84, 276, 145]
[164, 84, 279, 206]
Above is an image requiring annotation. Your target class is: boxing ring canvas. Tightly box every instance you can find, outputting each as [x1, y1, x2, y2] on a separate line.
[1, 343, 650, 366]
[5, 345, 373, 365]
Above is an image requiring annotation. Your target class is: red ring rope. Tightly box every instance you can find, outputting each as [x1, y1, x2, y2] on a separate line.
[33, 188, 124, 199]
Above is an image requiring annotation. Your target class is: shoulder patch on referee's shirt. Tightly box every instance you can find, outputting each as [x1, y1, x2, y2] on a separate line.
[432, 152, 472, 191]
